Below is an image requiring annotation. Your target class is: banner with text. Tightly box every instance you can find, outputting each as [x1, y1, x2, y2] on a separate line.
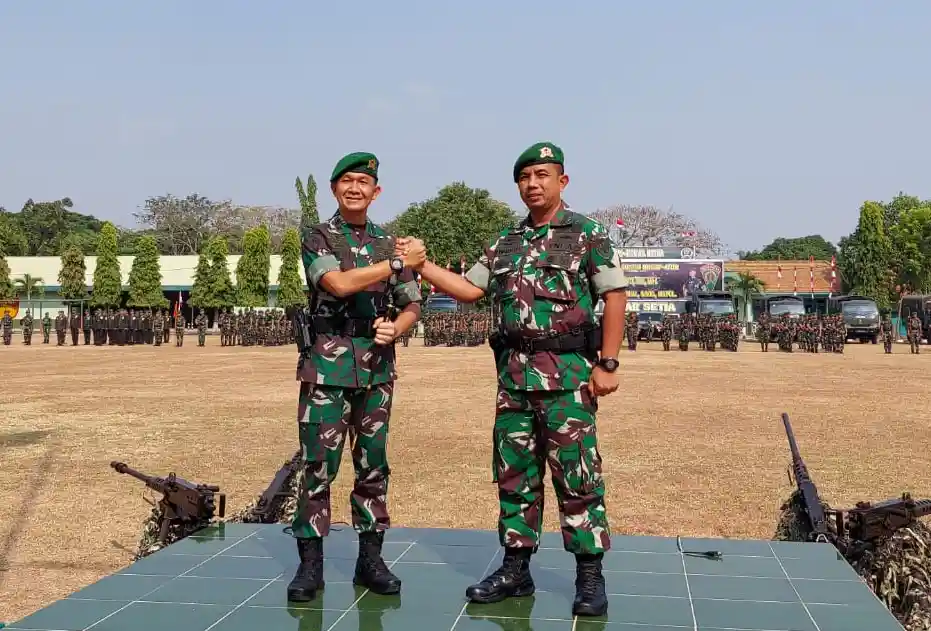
[622, 260, 724, 300]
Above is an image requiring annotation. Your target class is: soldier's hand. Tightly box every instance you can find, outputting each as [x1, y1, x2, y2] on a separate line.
[373, 317, 397, 345]
[589, 366, 619, 397]
[396, 237, 427, 269]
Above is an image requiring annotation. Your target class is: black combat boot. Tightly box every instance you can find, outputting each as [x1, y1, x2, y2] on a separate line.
[572, 553, 608, 617]
[466, 547, 534, 603]
[354, 531, 401, 595]
[287, 538, 324, 602]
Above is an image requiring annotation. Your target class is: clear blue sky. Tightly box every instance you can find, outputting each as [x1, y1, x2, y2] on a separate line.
[2, 1, 929, 254]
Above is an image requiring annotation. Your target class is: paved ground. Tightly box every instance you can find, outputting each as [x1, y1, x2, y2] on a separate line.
[1, 338, 929, 623]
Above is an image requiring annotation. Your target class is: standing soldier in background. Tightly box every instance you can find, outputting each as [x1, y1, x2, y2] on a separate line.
[195, 309, 208, 346]
[82, 309, 92, 344]
[625, 311, 638, 350]
[69, 309, 80, 345]
[21, 310, 34, 345]
[175, 312, 186, 347]
[408, 142, 625, 618]
[678, 313, 691, 350]
[881, 313, 895, 354]
[153, 310, 164, 346]
[757, 311, 771, 352]
[1, 312, 12, 345]
[286, 152, 424, 603]
[42, 312, 52, 344]
[660, 313, 674, 351]
[55, 310, 67, 345]
[907, 313, 922, 354]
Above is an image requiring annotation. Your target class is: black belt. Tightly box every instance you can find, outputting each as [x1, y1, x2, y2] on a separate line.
[498, 325, 601, 354]
[312, 317, 377, 338]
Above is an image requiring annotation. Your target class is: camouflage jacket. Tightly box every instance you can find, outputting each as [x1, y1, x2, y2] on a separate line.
[466, 205, 627, 391]
[300, 211, 422, 388]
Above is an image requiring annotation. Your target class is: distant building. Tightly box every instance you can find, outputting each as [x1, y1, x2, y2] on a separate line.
[0, 255, 303, 319]
[724, 259, 836, 319]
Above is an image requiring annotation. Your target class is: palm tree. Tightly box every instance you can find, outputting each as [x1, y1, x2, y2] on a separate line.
[726, 271, 764, 322]
[14, 273, 45, 302]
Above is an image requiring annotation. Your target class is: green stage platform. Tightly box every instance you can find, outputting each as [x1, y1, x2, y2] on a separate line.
[6, 524, 904, 631]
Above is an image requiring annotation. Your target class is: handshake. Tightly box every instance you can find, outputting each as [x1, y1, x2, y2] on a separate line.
[393, 237, 428, 270]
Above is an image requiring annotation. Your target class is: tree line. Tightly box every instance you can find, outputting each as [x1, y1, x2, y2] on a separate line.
[3, 169, 925, 310]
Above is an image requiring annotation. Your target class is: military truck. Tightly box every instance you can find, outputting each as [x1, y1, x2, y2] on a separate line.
[827, 294, 880, 343]
[684, 291, 736, 316]
[899, 294, 931, 341]
[763, 294, 805, 318]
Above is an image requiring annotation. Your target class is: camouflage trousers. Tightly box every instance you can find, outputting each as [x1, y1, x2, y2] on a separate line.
[198, 330, 206, 346]
[493, 386, 610, 555]
[292, 381, 394, 540]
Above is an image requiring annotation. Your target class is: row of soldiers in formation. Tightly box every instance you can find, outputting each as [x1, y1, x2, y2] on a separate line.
[0, 308, 210, 347]
[421, 311, 492, 347]
[624, 312, 742, 352]
[215, 308, 295, 346]
[756, 313, 849, 353]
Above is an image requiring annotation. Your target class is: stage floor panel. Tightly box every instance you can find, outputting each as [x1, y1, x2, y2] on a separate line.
[6, 524, 904, 630]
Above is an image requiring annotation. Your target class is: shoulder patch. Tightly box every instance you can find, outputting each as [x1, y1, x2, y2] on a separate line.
[591, 234, 614, 259]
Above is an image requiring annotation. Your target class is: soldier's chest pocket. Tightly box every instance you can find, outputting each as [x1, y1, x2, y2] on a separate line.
[533, 256, 582, 303]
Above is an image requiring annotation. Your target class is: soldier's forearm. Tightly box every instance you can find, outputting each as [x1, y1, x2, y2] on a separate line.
[319, 260, 393, 298]
[419, 261, 485, 303]
[393, 304, 420, 336]
[600, 289, 626, 357]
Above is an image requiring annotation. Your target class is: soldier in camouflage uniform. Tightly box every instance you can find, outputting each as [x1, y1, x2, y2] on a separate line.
[625, 310, 638, 350]
[175, 312, 185, 346]
[660, 314, 673, 351]
[287, 152, 425, 603]
[678, 313, 691, 350]
[153, 310, 164, 346]
[907, 313, 922, 354]
[21, 310, 34, 345]
[195, 309, 208, 346]
[411, 142, 624, 617]
[1, 312, 12, 345]
[42, 312, 52, 343]
[55, 311, 67, 345]
[881, 314, 895, 354]
[756, 312, 770, 352]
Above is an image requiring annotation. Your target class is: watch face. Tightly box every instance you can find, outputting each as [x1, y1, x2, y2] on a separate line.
[601, 358, 619, 371]
[390, 258, 403, 271]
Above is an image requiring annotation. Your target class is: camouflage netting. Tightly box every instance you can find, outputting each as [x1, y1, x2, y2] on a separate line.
[134, 505, 212, 560]
[775, 491, 931, 631]
[225, 466, 300, 525]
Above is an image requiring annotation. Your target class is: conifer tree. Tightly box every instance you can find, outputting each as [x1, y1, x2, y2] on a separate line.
[236, 226, 271, 307]
[189, 249, 212, 309]
[58, 245, 87, 300]
[296, 174, 319, 232]
[0, 254, 13, 300]
[91, 222, 122, 307]
[846, 201, 894, 309]
[276, 227, 305, 310]
[206, 236, 236, 308]
[127, 236, 168, 307]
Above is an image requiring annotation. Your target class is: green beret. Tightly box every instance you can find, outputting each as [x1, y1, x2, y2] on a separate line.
[513, 141, 564, 182]
[330, 152, 379, 182]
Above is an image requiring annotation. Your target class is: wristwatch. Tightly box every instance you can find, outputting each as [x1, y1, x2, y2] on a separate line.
[597, 356, 619, 372]
[389, 257, 404, 273]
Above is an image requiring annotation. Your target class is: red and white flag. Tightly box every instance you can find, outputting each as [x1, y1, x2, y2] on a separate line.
[793, 267, 798, 295]
[829, 255, 837, 295]
[809, 256, 815, 295]
[680, 230, 696, 238]
[777, 260, 782, 290]
[460, 255, 466, 278]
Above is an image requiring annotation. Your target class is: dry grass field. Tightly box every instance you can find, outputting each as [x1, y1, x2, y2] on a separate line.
[1, 337, 930, 623]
